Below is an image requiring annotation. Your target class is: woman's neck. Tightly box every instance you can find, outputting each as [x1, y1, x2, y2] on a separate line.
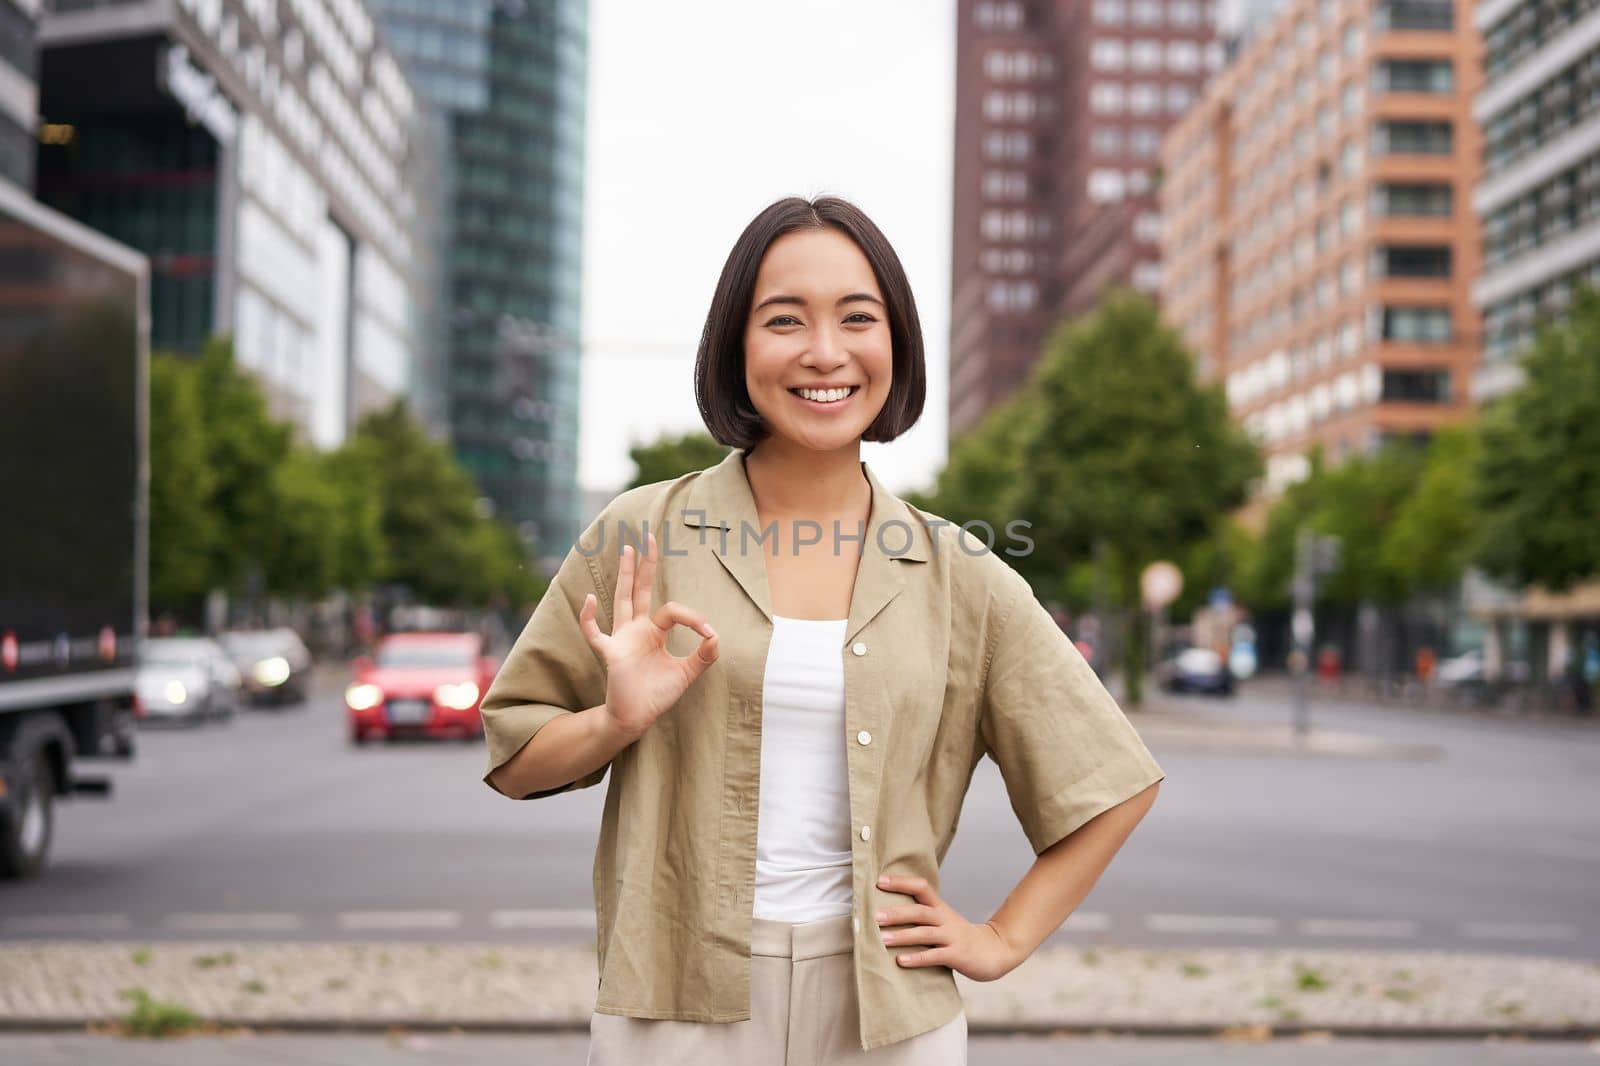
[742, 440, 869, 527]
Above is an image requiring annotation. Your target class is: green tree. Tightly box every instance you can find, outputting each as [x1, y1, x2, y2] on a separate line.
[191, 335, 291, 597]
[628, 431, 730, 488]
[347, 401, 482, 603]
[261, 445, 344, 601]
[147, 352, 218, 615]
[1382, 424, 1482, 594]
[1311, 441, 1426, 606]
[1011, 290, 1261, 704]
[1475, 284, 1600, 591]
[905, 394, 1030, 539]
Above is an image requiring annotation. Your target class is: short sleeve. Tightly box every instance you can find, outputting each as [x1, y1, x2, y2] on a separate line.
[979, 574, 1165, 854]
[480, 525, 611, 800]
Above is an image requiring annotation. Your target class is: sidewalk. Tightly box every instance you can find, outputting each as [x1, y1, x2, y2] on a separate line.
[2, 939, 1596, 1039]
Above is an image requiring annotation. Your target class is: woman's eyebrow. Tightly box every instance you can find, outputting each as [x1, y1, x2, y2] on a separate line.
[753, 292, 885, 312]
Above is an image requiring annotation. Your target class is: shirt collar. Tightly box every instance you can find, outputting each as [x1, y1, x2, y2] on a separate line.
[677, 448, 931, 641]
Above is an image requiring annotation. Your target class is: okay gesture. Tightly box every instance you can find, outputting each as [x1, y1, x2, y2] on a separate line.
[874, 874, 1019, 983]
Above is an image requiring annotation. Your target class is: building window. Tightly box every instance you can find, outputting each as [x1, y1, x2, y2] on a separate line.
[1381, 368, 1452, 403]
[1342, 23, 1362, 57]
[1167, 84, 1195, 114]
[1130, 82, 1160, 113]
[1373, 181, 1453, 216]
[1168, 40, 1200, 72]
[1374, 120, 1453, 154]
[1380, 306, 1452, 342]
[1376, 244, 1453, 278]
[1091, 82, 1126, 113]
[1132, 0, 1163, 24]
[1376, 0, 1453, 32]
[1133, 261, 1163, 290]
[1093, 0, 1127, 23]
[1135, 210, 1162, 241]
[1129, 127, 1162, 156]
[1092, 127, 1124, 155]
[1342, 80, 1362, 117]
[1089, 168, 1127, 201]
[1171, 0, 1200, 25]
[1092, 40, 1127, 69]
[1131, 39, 1163, 71]
[1374, 58, 1454, 93]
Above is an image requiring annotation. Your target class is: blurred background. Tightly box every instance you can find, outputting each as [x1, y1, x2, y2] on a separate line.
[0, 0, 1598, 1052]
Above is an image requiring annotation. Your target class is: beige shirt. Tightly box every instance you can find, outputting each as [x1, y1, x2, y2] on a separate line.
[480, 448, 1166, 1052]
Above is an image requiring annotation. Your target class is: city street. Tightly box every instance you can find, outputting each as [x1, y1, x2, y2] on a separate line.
[2, 670, 1596, 958]
[3, 1031, 1598, 1066]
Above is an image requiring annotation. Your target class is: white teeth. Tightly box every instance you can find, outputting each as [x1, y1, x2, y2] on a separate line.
[796, 387, 853, 403]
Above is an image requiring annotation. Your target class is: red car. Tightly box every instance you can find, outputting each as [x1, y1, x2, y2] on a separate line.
[346, 633, 499, 744]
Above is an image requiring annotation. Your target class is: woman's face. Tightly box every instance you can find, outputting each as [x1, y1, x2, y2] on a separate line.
[742, 228, 893, 454]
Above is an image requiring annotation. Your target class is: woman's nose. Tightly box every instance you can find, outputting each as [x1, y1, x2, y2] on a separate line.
[805, 325, 848, 367]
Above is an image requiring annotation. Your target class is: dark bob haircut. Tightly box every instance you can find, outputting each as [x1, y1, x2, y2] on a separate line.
[694, 195, 927, 449]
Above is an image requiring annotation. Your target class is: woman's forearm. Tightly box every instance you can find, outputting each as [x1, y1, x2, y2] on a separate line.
[487, 703, 637, 798]
[985, 781, 1160, 964]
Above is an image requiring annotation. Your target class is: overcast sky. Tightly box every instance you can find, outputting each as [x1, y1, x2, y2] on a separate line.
[578, 0, 955, 498]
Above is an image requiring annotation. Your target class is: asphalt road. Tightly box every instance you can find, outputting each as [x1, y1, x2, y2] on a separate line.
[2, 670, 1597, 957]
[3, 1032, 1597, 1065]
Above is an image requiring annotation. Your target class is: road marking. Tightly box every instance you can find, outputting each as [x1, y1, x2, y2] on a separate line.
[338, 910, 463, 931]
[1061, 911, 1112, 932]
[490, 909, 597, 930]
[4, 913, 132, 934]
[1460, 921, 1576, 942]
[1298, 918, 1418, 939]
[1146, 914, 1280, 935]
[163, 912, 305, 933]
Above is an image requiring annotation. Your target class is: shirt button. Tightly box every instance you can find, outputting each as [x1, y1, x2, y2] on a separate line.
[860, 824, 872, 842]
[857, 730, 872, 746]
[852, 641, 868, 656]
[852, 916, 861, 934]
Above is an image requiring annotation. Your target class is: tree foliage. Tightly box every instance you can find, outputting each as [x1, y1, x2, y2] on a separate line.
[626, 431, 731, 489]
[1474, 285, 1600, 592]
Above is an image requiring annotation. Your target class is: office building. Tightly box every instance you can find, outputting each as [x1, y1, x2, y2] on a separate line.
[1162, 0, 1481, 495]
[1473, 0, 1600, 400]
[950, 0, 1220, 435]
[33, 0, 440, 449]
[0, 0, 39, 188]
[369, 0, 587, 554]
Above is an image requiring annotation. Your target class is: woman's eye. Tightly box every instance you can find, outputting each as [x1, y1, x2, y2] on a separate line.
[844, 312, 878, 324]
[766, 315, 801, 327]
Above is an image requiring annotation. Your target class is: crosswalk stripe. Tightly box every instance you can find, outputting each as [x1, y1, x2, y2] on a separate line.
[1460, 921, 1576, 942]
[337, 910, 463, 931]
[3, 913, 132, 934]
[490, 909, 597, 930]
[1146, 913, 1280, 935]
[1298, 918, 1418, 938]
[164, 912, 305, 932]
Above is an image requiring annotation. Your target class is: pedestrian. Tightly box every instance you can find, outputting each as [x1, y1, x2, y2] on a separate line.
[480, 195, 1165, 1064]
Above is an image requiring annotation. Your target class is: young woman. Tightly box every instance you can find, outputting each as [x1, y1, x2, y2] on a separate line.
[481, 195, 1165, 1065]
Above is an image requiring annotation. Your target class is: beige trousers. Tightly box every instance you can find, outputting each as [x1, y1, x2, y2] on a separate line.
[586, 914, 968, 1065]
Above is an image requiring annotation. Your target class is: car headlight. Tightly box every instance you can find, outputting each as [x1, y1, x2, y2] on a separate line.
[345, 683, 384, 711]
[435, 682, 480, 710]
[251, 656, 291, 686]
[164, 680, 188, 705]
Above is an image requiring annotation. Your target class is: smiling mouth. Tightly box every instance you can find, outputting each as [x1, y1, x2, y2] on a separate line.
[789, 386, 860, 404]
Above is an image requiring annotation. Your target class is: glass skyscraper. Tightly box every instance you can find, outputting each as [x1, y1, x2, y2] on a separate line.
[369, 0, 588, 560]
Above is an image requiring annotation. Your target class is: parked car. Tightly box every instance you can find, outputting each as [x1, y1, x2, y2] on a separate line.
[346, 633, 498, 744]
[136, 638, 240, 725]
[219, 628, 312, 706]
[1156, 646, 1235, 696]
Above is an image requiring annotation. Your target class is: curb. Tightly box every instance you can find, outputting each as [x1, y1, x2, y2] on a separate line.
[1, 1017, 1598, 1041]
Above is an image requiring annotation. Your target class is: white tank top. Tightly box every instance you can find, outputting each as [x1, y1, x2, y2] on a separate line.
[752, 614, 855, 922]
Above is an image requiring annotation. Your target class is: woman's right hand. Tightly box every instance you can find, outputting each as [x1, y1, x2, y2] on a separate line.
[578, 530, 719, 742]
